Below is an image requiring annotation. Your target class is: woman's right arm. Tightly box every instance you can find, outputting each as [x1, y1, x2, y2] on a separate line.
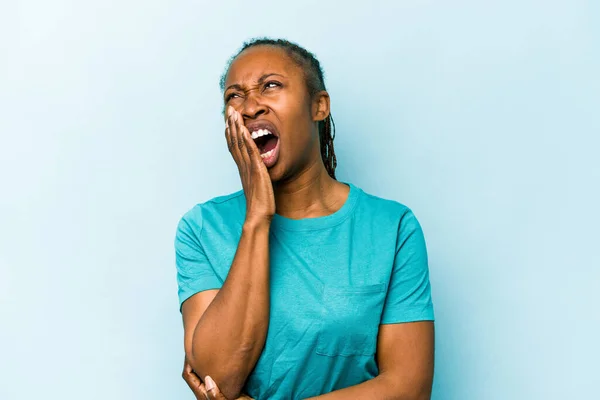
[182, 219, 270, 399]
[181, 107, 275, 400]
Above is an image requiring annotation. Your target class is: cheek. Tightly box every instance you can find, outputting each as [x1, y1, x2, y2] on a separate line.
[271, 92, 315, 155]
[280, 100, 313, 135]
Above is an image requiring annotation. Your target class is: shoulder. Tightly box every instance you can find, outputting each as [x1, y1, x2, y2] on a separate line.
[356, 185, 420, 227]
[176, 190, 245, 235]
[354, 186, 428, 259]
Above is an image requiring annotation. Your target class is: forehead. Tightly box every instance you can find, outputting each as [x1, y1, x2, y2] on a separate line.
[225, 46, 303, 86]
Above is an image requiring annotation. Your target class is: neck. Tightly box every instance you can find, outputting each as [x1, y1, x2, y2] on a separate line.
[272, 158, 348, 220]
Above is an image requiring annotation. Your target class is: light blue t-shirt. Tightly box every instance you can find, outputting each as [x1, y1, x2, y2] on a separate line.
[174, 182, 434, 399]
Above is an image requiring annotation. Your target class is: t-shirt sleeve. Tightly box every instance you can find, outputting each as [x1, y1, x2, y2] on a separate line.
[174, 207, 223, 310]
[381, 209, 435, 324]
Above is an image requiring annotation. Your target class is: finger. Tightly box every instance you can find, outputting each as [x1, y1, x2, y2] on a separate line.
[224, 106, 233, 149]
[226, 115, 237, 157]
[225, 106, 240, 159]
[225, 118, 234, 153]
[182, 359, 206, 399]
[241, 124, 266, 171]
[237, 113, 252, 167]
[183, 372, 205, 399]
[199, 384, 209, 400]
[205, 375, 227, 400]
[228, 114, 248, 178]
[234, 110, 247, 152]
[226, 107, 239, 154]
[182, 358, 199, 386]
[183, 358, 193, 373]
[197, 382, 209, 400]
[242, 128, 264, 173]
[229, 110, 246, 167]
[183, 369, 201, 390]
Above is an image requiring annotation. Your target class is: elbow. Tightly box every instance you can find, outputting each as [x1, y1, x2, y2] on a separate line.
[382, 373, 432, 400]
[185, 348, 251, 400]
[416, 392, 432, 400]
[413, 376, 433, 400]
[405, 386, 432, 400]
[217, 382, 246, 400]
[411, 391, 431, 400]
[392, 389, 431, 400]
[399, 383, 432, 400]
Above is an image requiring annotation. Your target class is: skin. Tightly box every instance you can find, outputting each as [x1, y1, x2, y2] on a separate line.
[224, 45, 349, 218]
[181, 45, 434, 400]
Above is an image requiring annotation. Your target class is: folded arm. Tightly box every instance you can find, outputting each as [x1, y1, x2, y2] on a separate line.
[182, 220, 271, 399]
[307, 321, 435, 400]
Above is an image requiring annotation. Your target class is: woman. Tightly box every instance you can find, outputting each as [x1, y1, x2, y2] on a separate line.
[175, 38, 435, 400]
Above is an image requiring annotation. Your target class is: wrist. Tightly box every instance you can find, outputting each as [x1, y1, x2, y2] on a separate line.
[243, 217, 272, 232]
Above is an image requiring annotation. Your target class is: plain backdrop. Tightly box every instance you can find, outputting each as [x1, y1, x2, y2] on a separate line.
[1, 1, 598, 399]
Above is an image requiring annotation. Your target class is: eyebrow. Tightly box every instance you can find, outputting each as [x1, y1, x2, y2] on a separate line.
[225, 73, 285, 92]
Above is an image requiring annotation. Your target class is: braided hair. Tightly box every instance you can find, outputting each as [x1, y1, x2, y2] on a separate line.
[220, 38, 337, 180]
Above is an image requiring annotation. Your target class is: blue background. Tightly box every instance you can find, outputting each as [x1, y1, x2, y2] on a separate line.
[1, 1, 598, 399]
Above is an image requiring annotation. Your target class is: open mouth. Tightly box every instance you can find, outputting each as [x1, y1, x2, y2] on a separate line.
[249, 128, 280, 167]
[251, 129, 278, 157]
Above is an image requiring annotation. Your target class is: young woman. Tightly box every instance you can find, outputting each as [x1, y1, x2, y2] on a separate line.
[175, 38, 435, 400]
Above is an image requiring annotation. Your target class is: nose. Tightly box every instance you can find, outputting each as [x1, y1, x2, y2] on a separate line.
[241, 92, 267, 120]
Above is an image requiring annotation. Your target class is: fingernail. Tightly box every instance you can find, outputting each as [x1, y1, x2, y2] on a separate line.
[227, 106, 234, 116]
[205, 376, 215, 391]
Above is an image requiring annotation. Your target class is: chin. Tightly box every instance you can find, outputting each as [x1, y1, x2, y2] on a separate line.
[267, 160, 293, 184]
[267, 164, 283, 182]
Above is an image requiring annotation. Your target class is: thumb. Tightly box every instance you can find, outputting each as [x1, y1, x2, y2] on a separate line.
[204, 376, 227, 400]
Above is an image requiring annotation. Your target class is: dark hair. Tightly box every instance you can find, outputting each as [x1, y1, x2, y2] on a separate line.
[220, 38, 337, 180]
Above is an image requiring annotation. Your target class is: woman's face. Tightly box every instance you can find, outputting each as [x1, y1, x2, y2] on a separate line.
[223, 46, 327, 182]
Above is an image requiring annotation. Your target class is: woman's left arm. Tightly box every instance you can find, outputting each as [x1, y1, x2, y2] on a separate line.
[306, 321, 434, 400]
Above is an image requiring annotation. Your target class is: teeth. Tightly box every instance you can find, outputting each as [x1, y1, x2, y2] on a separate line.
[251, 129, 272, 140]
[260, 149, 274, 159]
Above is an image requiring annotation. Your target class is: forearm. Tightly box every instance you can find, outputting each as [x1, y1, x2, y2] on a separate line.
[189, 219, 271, 397]
[306, 373, 430, 400]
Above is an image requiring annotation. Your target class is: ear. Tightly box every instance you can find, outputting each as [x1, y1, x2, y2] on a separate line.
[312, 90, 330, 122]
